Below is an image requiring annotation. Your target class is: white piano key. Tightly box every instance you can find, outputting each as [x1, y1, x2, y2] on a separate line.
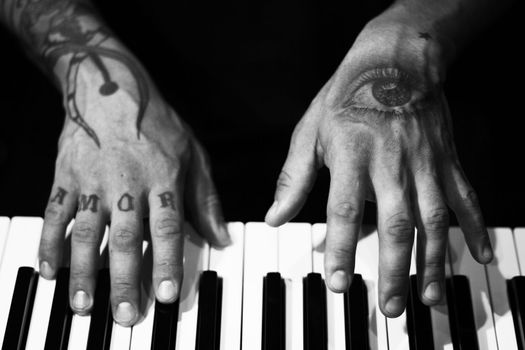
[175, 224, 210, 350]
[67, 315, 91, 350]
[130, 240, 155, 350]
[278, 223, 312, 350]
[448, 227, 498, 350]
[311, 224, 346, 350]
[68, 226, 109, 350]
[129, 295, 154, 350]
[427, 247, 454, 350]
[0, 216, 43, 346]
[386, 233, 416, 350]
[208, 222, 244, 350]
[354, 227, 387, 350]
[0, 217, 10, 266]
[241, 222, 278, 350]
[513, 228, 525, 275]
[412, 230, 453, 350]
[25, 277, 56, 350]
[487, 228, 519, 350]
[109, 323, 131, 350]
[25, 220, 74, 350]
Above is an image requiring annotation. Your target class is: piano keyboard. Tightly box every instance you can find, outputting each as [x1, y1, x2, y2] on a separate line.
[0, 217, 524, 350]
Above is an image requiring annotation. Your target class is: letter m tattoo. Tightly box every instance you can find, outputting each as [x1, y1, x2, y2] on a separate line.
[78, 194, 100, 213]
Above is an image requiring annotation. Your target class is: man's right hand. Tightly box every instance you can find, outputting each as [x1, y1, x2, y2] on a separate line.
[265, 18, 493, 318]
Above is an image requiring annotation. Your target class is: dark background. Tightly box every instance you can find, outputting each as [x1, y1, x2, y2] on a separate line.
[0, 0, 523, 226]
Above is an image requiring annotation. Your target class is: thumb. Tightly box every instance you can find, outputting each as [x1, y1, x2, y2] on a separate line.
[185, 139, 231, 247]
[265, 120, 319, 226]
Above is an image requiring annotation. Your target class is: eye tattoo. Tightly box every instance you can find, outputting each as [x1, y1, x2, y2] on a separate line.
[371, 79, 411, 107]
[344, 67, 425, 116]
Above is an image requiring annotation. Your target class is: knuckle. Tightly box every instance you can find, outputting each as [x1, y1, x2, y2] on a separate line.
[44, 205, 69, 226]
[329, 201, 361, 222]
[276, 170, 293, 190]
[153, 218, 183, 239]
[201, 193, 220, 212]
[111, 226, 140, 252]
[424, 255, 445, 271]
[326, 246, 353, 267]
[72, 222, 99, 245]
[384, 212, 414, 240]
[112, 277, 136, 292]
[70, 269, 94, 282]
[381, 266, 408, 285]
[422, 207, 449, 233]
[155, 259, 183, 278]
[461, 190, 481, 211]
[39, 235, 57, 252]
[156, 259, 178, 270]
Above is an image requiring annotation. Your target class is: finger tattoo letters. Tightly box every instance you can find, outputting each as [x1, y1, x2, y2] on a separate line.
[117, 193, 135, 212]
[50, 187, 68, 205]
[159, 192, 175, 210]
[78, 194, 100, 212]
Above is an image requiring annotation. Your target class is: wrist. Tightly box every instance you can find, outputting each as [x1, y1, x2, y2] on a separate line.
[361, 2, 459, 67]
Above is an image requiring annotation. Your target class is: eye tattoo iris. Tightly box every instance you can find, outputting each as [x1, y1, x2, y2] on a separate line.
[371, 79, 411, 107]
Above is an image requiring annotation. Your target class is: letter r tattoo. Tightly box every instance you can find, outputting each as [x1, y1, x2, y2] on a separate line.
[50, 187, 68, 205]
[159, 192, 175, 210]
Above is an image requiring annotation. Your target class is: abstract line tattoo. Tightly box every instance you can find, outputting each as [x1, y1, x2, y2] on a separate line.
[418, 32, 432, 40]
[15, 0, 150, 147]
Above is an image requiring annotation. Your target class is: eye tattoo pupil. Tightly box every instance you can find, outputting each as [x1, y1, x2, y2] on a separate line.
[372, 79, 411, 107]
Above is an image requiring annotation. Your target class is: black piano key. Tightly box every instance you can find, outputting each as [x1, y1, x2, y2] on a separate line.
[195, 270, 223, 350]
[44, 268, 73, 350]
[507, 276, 525, 350]
[303, 272, 327, 350]
[151, 293, 180, 350]
[343, 273, 369, 350]
[87, 268, 112, 350]
[2, 266, 39, 350]
[446, 275, 479, 350]
[262, 272, 285, 350]
[406, 275, 434, 350]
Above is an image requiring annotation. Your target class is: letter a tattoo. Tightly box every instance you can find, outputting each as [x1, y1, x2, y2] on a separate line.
[159, 192, 175, 210]
[78, 194, 100, 212]
[117, 193, 135, 212]
[50, 187, 68, 205]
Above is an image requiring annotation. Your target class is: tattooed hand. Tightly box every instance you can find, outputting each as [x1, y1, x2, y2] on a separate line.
[0, 0, 229, 327]
[40, 96, 230, 326]
[265, 21, 493, 317]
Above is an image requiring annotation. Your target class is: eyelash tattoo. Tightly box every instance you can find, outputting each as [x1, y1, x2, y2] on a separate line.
[344, 67, 428, 118]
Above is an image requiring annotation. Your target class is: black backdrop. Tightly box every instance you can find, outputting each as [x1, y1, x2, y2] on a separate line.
[0, 0, 523, 227]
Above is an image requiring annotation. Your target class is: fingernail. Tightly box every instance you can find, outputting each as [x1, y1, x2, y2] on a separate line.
[40, 261, 53, 279]
[483, 241, 493, 262]
[385, 295, 404, 315]
[158, 280, 177, 302]
[115, 302, 136, 324]
[424, 282, 441, 301]
[267, 200, 279, 218]
[73, 290, 90, 311]
[329, 270, 350, 291]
